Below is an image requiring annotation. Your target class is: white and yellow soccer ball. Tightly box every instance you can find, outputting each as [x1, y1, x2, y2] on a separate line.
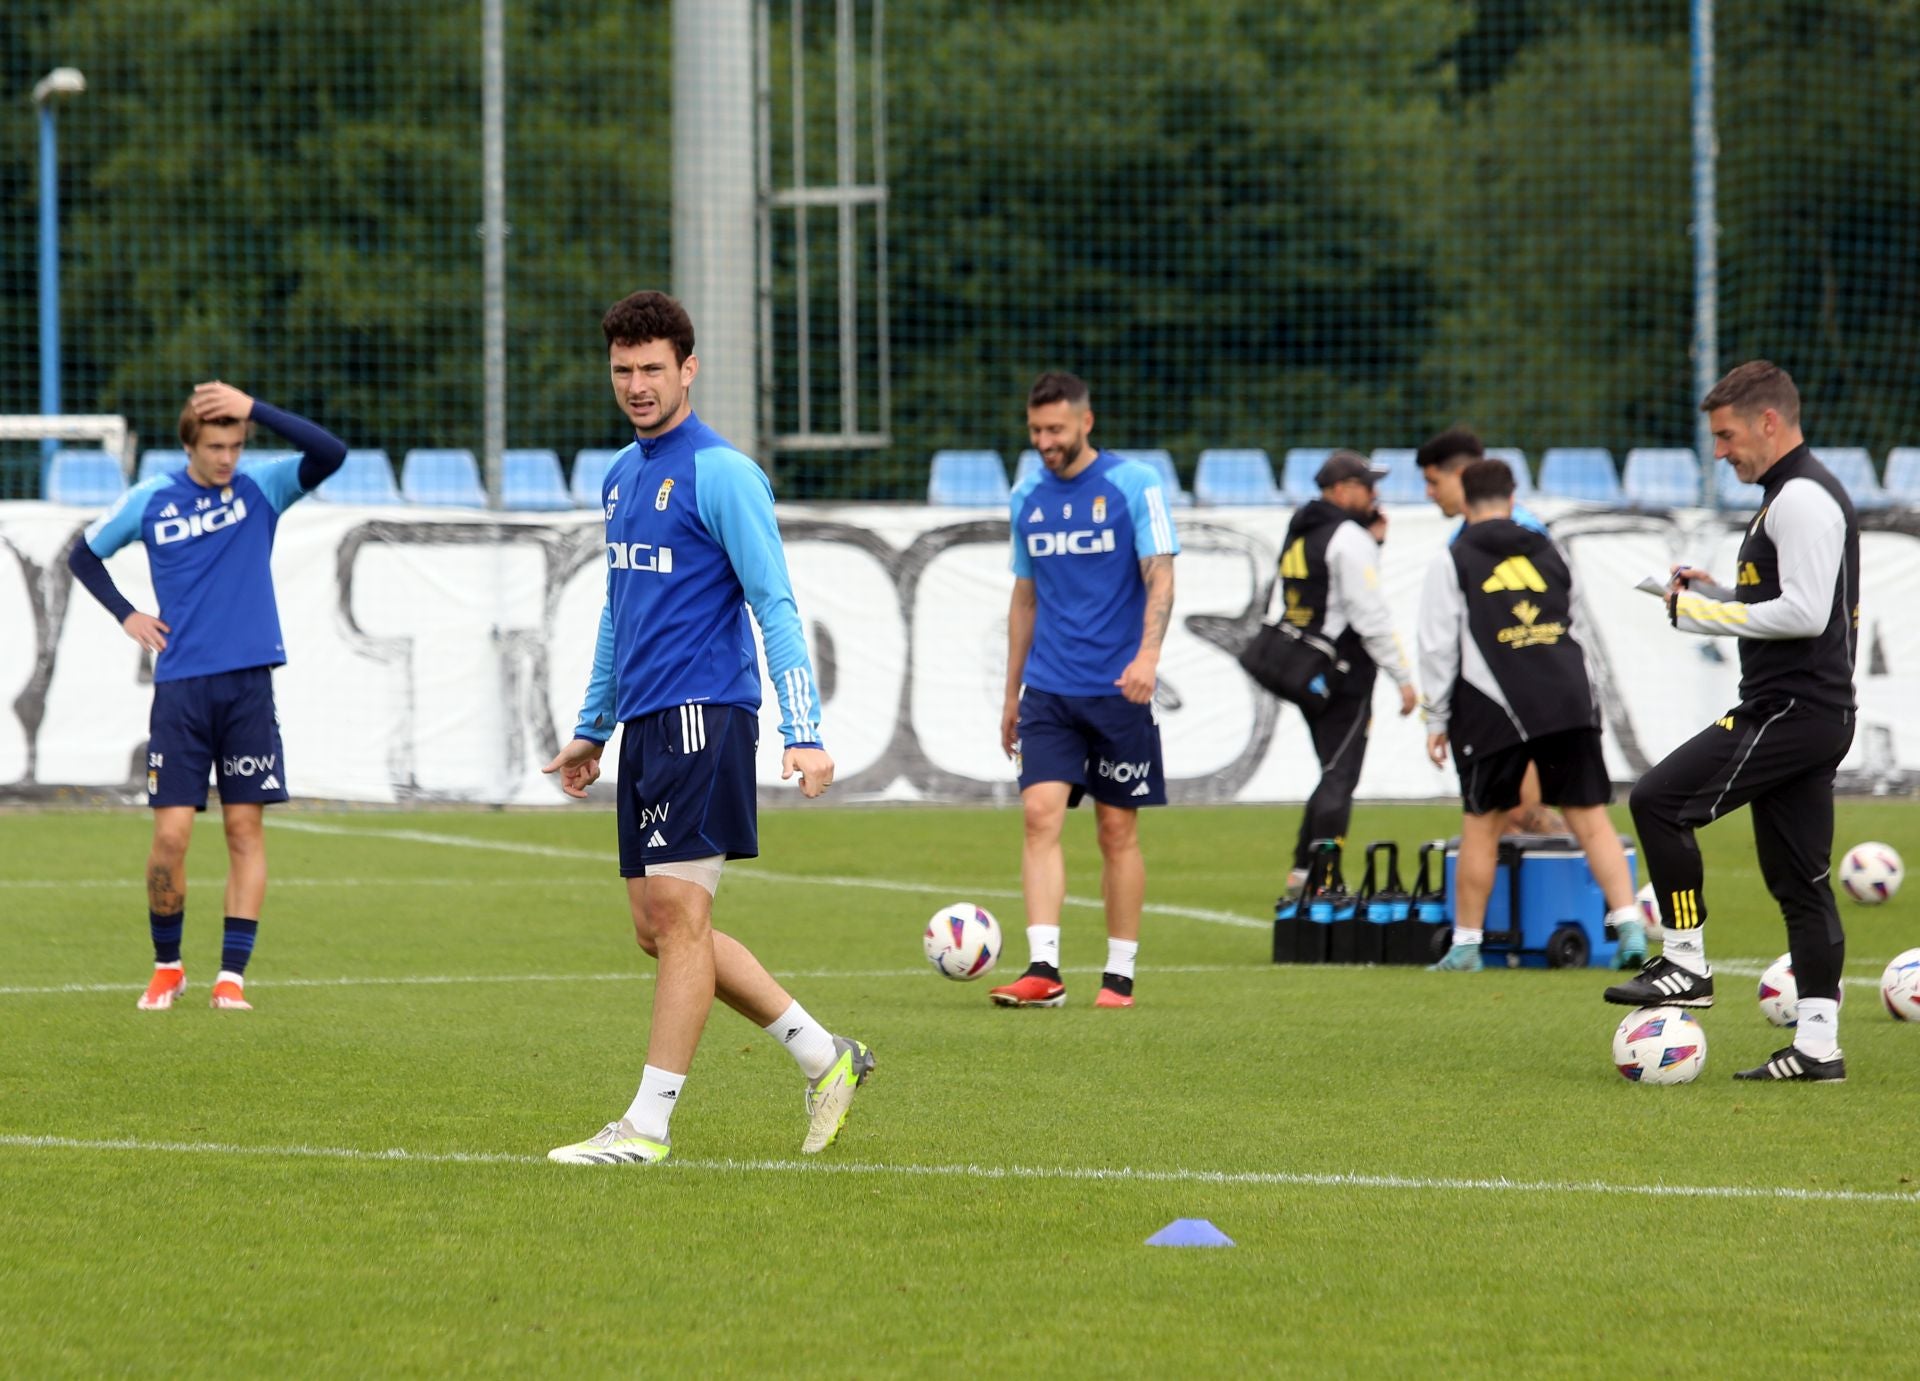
[1838, 842, 1903, 904]
[1756, 952, 1799, 1027]
[1612, 1006, 1706, 1084]
[923, 903, 1003, 981]
[1881, 948, 1920, 1021]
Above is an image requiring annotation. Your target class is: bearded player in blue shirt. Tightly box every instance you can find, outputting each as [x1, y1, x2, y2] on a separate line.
[543, 291, 872, 1166]
[66, 382, 347, 1012]
[992, 371, 1179, 1010]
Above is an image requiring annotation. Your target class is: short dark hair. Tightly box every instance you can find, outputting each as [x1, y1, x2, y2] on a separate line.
[1027, 371, 1090, 410]
[1460, 457, 1515, 508]
[602, 290, 696, 364]
[1700, 359, 1800, 426]
[177, 401, 249, 448]
[1417, 427, 1484, 473]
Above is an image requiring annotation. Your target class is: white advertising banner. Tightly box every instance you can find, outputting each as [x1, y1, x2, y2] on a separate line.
[2, 499, 1914, 805]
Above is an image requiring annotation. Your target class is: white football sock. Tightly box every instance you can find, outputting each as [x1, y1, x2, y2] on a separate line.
[1105, 938, 1139, 980]
[216, 969, 244, 988]
[1662, 929, 1708, 976]
[1451, 926, 1485, 946]
[1027, 925, 1061, 971]
[1794, 998, 1840, 1059]
[1606, 905, 1642, 929]
[764, 1000, 837, 1081]
[623, 1065, 685, 1142]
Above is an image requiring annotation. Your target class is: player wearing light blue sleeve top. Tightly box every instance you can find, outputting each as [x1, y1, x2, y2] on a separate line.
[993, 372, 1178, 1012]
[63, 382, 348, 1014]
[543, 291, 871, 1169]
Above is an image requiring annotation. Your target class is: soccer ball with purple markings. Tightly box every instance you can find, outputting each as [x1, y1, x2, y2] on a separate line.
[1838, 842, 1903, 904]
[1612, 1006, 1706, 1084]
[1635, 882, 1660, 930]
[1756, 952, 1799, 1027]
[1881, 948, 1920, 1021]
[923, 903, 1002, 981]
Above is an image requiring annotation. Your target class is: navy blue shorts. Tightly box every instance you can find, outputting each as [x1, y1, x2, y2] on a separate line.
[616, 703, 761, 877]
[147, 667, 289, 810]
[1016, 687, 1167, 808]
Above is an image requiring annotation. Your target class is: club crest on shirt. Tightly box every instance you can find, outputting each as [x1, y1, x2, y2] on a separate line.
[221, 486, 233, 503]
[1092, 495, 1107, 524]
[655, 478, 674, 511]
[1063, 503, 1072, 519]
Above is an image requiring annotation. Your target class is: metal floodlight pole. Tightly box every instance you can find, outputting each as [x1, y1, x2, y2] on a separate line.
[481, 0, 507, 508]
[1691, 0, 1719, 504]
[35, 66, 86, 465]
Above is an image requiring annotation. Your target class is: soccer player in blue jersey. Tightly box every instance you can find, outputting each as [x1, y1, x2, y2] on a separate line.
[65, 382, 347, 1012]
[543, 290, 871, 1166]
[991, 371, 1178, 1010]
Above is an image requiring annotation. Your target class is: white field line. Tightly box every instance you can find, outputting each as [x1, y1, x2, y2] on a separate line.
[0, 962, 1259, 998]
[1, 1132, 1914, 1207]
[264, 818, 1269, 930]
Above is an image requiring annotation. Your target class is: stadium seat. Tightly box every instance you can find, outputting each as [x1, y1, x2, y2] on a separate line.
[1813, 447, 1892, 512]
[1370, 448, 1425, 505]
[571, 448, 620, 508]
[314, 449, 402, 505]
[401, 448, 488, 507]
[1013, 449, 1043, 489]
[1192, 449, 1281, 506]
[1709, 464, 1766, 511]
[138, 449, 189, 481]
[42, 449, 127, 506]
[1622, 448, 1702, 507]
[1281, 448, 1333, 504]
[1538, 448, 1622, 503]
[1113, 449, 1193, 507]
[501, 449, 571, 511]
[1486, 447, 1536, 498]
[927, 450, 1010, 506]
[1883, 448, 1920, 506]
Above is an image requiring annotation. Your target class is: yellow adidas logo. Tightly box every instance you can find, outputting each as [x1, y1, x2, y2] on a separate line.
[1667, 889, 1702, 929]
[1279, 538, 1309, 580]
[1736, 561, 1761, 586]
[1715, 715, 1735, 731]
[1482, 556, 1547, 594]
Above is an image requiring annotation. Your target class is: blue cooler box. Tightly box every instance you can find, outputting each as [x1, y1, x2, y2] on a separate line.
[1443, 832, 1637, 969]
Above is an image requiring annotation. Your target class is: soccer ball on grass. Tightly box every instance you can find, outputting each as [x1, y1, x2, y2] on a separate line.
[1838, 842, 1903, 904]
[1881, 948, 1920, 1021]
[1612, 1005, 1706, 1084]
[923, 903, 1002, 981]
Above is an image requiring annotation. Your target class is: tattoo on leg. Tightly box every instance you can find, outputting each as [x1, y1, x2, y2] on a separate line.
[147, 864, 183, 914]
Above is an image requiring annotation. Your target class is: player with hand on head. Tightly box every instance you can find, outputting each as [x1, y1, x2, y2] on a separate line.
[1610, 361, 1860, 1082]
[1416, 459, 1645, 973]
[994, 371, 1178, 1009]
[544, 290, 872, 1166]
[65, 382, 348, 1011]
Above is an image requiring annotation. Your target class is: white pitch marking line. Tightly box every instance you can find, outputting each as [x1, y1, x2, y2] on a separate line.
[0, 962, 1262, 998]
[265, 818, 1269, 931]
[1, 1133, 1913, 1206]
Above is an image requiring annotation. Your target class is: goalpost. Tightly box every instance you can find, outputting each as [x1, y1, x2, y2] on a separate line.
[0, 414, 138, 474]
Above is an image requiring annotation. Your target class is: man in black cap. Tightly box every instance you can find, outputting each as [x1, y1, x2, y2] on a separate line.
[1270, 450, 1418, 891]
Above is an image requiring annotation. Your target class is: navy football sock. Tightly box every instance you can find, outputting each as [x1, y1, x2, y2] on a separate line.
[150, 911, 184, 966]
[221, 918, 259, 976]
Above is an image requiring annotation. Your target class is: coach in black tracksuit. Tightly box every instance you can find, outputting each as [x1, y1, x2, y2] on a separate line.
[1608, 361, 1860, 1083]
[1273, 451, 1417, 886]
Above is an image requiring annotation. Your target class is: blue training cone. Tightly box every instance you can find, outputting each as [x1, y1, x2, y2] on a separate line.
[1145, 1218, 1234, 1247]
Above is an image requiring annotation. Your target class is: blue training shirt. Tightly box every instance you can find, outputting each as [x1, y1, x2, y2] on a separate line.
[1009, 450, 1180, 698]
[573, 411, 821, 747]
[83, 455, 310, 682]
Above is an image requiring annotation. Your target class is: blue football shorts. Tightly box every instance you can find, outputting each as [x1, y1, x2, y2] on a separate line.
[1015, 686, 1167, 808]
[616, 703, 761, 877]
[146, 667, 289, 810]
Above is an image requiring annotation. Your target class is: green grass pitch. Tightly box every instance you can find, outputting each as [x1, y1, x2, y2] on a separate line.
[3, 800, 1917, 1376]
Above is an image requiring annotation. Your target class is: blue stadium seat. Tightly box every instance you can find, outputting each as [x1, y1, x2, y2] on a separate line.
[501, 449, 571, 511]
[42, 449, 127, 506]
[1883, 448, 1920, 506]
[138, 449, 189, 481]
[1014, 449, 1043, 489]
[1538, 448, 1622, 503]
[1370, 448, 1425, 505]
[1622, 448, 1702, 507]
[571, 448, 620, 508]
[928, 450, 1010, 506]
[1281, 448, 1333, 504]
[1812, 447, 1892, 512]
[1709, 463, 1766, 511]
[314, 449, 402, 505]
[1113, 449, 1193, 507]
[1192, 449, 1281, 506]
[1486, 447, 1536, 498]
[401, 448, 488, 507]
